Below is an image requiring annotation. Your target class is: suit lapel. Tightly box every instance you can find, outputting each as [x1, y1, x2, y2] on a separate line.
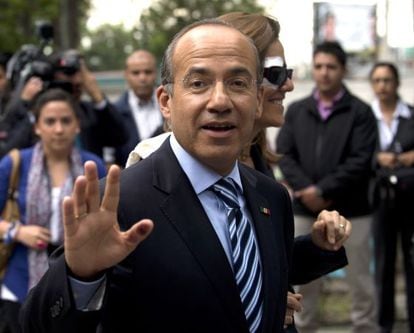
[152, 142, 249, 332]
[118, 93, 141, 141]
[240, 166, 280, 333]
[396, 115, 414, 146]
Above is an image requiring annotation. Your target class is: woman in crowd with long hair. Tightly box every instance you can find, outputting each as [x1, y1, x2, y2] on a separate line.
[0, 88, 106, 332]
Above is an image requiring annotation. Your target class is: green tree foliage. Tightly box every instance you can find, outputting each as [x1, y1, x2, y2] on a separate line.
[138, 0, 264, 62]
[0, 0, 90, 53]
[82, 24, 141, 71]
[0, 0, 59, 53]
[80, 0, 263, 70]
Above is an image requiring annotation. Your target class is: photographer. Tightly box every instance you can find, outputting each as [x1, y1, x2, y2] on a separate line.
[0, 76, 42, 159]
[0, 50, 129, 160]
[0, 53, 11, 114]
[50, 49, 129, 159]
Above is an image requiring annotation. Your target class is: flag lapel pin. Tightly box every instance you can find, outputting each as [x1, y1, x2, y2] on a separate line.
[259, 207, 271, 216]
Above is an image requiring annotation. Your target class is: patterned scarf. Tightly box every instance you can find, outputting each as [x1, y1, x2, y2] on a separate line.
[25, 142, 84, 291]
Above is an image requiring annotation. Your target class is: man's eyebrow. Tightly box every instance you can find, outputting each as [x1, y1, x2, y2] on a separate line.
[228, 66, 254, 78]
[183, 67, 211, 81]
[183, 66, 253, 80]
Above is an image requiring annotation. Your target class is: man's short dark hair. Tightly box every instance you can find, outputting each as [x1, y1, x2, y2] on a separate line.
[313, 41, 347, 67]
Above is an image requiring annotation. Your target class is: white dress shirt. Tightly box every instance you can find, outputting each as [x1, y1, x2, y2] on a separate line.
[371, 99, 412, 151]
[128, 90, 162, 140]
[70, 134, 259, 310]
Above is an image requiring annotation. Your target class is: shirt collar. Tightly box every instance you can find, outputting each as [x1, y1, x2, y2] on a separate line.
[371, 99, 412, 121]
[169, 134, 242, 195]
[313, 88, 345, 107]
[128, 89, 156, 108]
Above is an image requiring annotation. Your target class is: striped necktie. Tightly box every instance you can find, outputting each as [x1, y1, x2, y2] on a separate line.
[212, 178, 263, 333]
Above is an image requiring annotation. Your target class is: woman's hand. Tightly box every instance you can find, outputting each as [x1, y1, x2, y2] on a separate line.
[15, 225, 51, 250]
[377, 152, 397, 168]
[397, 150, 414, 167]
[284, 291, 303, 328]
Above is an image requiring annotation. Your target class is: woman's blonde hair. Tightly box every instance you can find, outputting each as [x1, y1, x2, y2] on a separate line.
[219, 12, 281, 164]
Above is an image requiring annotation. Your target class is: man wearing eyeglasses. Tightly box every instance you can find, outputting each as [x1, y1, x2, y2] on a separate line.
[20, 19, 295, 333]
[276, 41, 378, 333]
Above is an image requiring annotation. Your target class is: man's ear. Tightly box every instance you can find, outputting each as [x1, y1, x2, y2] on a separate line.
[157, 85, 172, 120]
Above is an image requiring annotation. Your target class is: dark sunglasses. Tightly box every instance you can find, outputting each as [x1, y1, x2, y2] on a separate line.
[263, 66, 293, 87]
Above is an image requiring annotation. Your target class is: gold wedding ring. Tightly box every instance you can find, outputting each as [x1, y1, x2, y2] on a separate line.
[339, 223, 345, 230]
[75, 212, 88, 220]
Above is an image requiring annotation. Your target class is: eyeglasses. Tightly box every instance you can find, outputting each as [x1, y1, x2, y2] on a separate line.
[166, 75, 258, 96]
[263, 66, 293, 87]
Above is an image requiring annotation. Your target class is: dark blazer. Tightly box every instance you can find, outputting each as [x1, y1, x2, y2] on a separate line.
[371, 104, 414, 200]
[21, 139, 295, 333]
[277, 86, 376, 218]
[113, 92, 163, 166]
[78, 99, 129, 158]
[370, 103, 414, 331]
[249, 143, 347, 286]
[113, 92, 140, 166]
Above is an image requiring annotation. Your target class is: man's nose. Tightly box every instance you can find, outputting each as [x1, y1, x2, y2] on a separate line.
[320, 66, 330, 75]
[207, 81, 232, 112]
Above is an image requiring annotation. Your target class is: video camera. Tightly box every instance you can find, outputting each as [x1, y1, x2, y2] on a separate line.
[6, 21, 82, 96]
[7, 21, 54, 91]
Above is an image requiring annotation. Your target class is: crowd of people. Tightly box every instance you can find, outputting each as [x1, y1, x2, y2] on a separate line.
[0, 10, 413, 333]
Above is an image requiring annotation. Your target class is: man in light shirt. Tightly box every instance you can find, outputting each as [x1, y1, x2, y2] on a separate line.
[113, 50, 163, 166]
[20, 20, 350, 333]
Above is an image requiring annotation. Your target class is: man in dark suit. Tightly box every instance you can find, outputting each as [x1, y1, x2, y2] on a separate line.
[113, 50, 163, 166]
[20, 20, 349, 333]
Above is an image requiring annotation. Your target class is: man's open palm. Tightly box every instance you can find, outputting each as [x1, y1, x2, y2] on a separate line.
[63, 161, 153, 279]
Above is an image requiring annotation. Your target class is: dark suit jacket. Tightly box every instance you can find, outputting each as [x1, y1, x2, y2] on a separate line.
[21, 139, 295, 333]
[113, 92, 163, 166]
[250, 144, 347, 286]
[113, 92, 140, 166]
[277, 86, 376, 218]
[78, 99, 129, 158]
[371, 103, 414, 201]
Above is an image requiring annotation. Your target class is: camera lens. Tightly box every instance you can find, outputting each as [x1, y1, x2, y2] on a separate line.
[56, 51, 81, 76]
[61, 66, 78, 76]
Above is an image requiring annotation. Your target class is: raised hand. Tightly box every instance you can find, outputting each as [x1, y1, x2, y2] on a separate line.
[63, 161, 153, 280]
[79, 61, 105, 103]
[20, 76, 44, 102]
[311, 209, 351, 251]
